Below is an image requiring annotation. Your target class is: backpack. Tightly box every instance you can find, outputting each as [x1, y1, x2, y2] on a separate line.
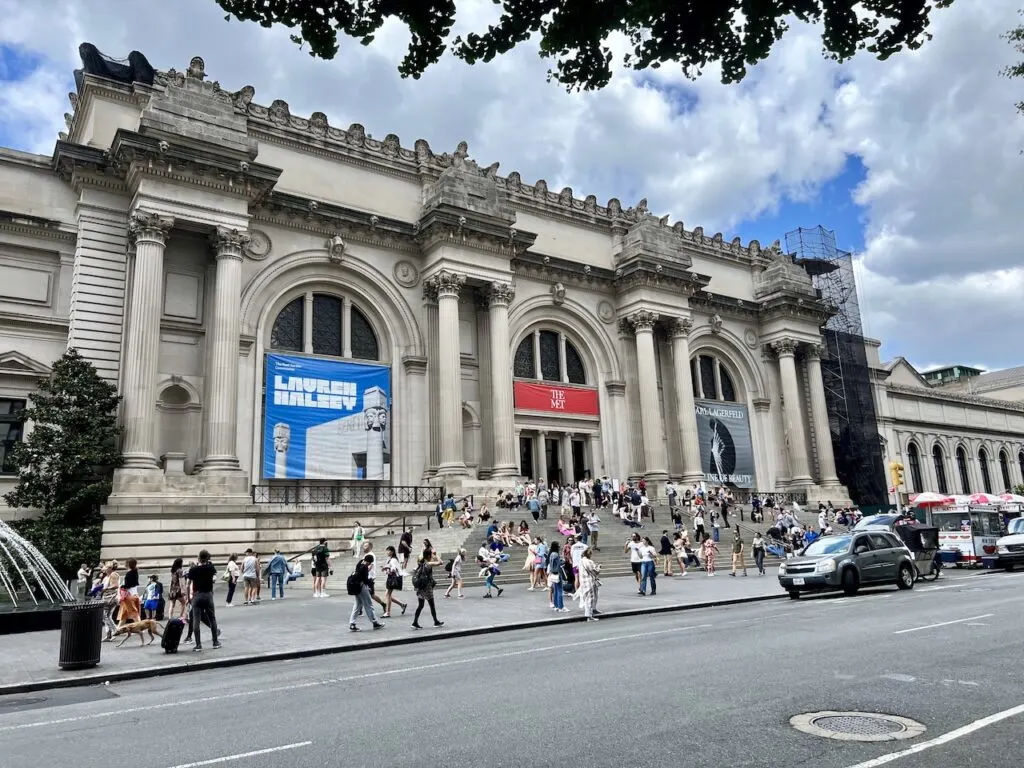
[346, 571, 363, 596]
[444, 558, 454, 574]
[411, 564, 430, 590]
[313, 545, 328, 567]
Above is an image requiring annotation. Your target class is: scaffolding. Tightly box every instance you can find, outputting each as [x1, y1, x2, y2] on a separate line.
[785, 226, 887, 509]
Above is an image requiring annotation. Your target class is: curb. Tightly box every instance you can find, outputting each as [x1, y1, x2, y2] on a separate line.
[0, 592, 786, 696]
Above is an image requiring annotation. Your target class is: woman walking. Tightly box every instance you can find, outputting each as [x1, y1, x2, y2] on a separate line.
[751, 532, 766, 575]
[547, 544, 567, 612]
[578, 548, 601, 621]
[639, 536, 658, 596]
[381, 546, 408, 617]
[350, 521, 365, 557]
[224, 554, 240, 606]
[444, 548, 466, 599]
[411, 547, 444, 629]
[702, 535, 719, 576]
[168, 558, 187, 619]
[672, 532, 689, 576]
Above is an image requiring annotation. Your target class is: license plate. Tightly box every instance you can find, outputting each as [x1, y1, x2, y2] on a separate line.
[793, 578, 805, 586]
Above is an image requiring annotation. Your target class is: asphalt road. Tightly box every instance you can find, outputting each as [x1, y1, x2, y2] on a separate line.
[1, 572, 1021, 768]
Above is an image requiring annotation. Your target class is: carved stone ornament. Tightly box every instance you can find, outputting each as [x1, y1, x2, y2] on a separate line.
[630, 310, 659, 332]
[486, 281, 515, 307]
[670, 317, 694, 338]
[550, 282, 566, 305]
[772, 338, 799, 357]
[743, 328, 758, 349]
[804, 343, 823, 360]
[429, 270, 466, 299]
[128, 211, 175, 246]
[187, 56, 206, 81]
[326, 234, 346, 264]
[244, 229, 272, 261]
[393, 260, 420, 288]
[708, 314, 723, 334]
[596, 300, 615, 324]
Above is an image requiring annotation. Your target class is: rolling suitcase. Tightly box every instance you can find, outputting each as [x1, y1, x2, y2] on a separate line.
[161, 617, 185, 653]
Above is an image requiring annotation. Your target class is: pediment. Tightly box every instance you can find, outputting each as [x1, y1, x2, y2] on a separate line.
[0, 350, 51, 377]
[884, 357, 931, 389]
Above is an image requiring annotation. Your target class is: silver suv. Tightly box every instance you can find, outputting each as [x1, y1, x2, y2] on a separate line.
[778, 531, 915, 599]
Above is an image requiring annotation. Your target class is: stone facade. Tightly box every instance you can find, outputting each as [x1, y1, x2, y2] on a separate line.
[0, 51, 862, 562]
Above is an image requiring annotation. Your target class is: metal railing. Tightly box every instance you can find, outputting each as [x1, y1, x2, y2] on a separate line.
[728, 490, 809, 506]
[251, 484, 443, 505]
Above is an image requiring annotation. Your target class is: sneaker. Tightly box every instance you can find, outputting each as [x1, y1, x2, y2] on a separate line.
[271, 596, 278, 600]
[372, 623, 385, 630]
[497, 588, 504, 597]
[212, 642, 222, 649]
[224, 603, 233, 608]
[320, 592, 330, 598]
[349, 624, 360, 632]
[193, 646, 203, 652]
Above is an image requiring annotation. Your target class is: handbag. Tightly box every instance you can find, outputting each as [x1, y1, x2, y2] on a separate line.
[386, 572, 403, 591]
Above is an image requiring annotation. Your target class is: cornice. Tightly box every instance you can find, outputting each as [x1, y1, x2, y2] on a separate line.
[416, 205, 536, 258]
[0, 210, 77, 244]
[888, 382, 1024, 414]
[511, 251, 614, 289]
[689, 291, 760, 320]
[0, 311, 69, 338]
[65, 75, 157, 145]
[757, 293, 832, 324]
[251, 191, 419, 254]
[612, 257, 710, 297]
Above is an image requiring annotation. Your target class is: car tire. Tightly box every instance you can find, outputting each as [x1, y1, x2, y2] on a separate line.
[897, 564, 914, 590]
[788, 591, 800, 600]
[841, 568, 859, 596]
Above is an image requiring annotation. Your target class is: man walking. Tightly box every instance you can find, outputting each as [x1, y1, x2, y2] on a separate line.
[731, 526, 748, 577]
[311, 538, 331, 598]
[267, 548, 291, 599]
[349, 554, 385, 632]
[188, 550, 221, 652]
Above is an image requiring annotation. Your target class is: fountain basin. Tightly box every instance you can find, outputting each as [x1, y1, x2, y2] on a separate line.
[0, 603, 65, 634]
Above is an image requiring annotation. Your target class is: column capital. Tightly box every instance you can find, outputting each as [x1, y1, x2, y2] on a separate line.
[669, 317, 693, 339]
[771, 338, 799, 357]
[488, 281, 516, 308]
[129, 211, 175, 247]
[426, 269, 466, 300]
[210, 226, 250, 260]
[804, 342, 823, 361]
[628, 309, 659, 333]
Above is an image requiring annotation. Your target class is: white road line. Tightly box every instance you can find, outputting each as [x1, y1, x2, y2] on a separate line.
[893, 613, 994, 635]
[917, 584, 961, 592]
[880, 673, 916, 683]
[0, 622, 713, 733]
[843, 703, 1024, 768]
[166, 742, 311, 768]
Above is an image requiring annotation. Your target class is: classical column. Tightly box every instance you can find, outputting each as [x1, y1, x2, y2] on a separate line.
[630, 310, 668, 480]
[121, 211, 174, 469]
[773, 339, 812, 484]
[804, 343, 840, 485]
[202, 226, 248, 472]
[429, 270, 467, 475]
[487, 282, 518, 477]
[536, 430, 548, 482]
[562, 433, 574, 486]
[669, 318, 704, 485]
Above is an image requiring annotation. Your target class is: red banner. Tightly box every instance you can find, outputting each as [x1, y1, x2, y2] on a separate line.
[513, 381, 599, 416]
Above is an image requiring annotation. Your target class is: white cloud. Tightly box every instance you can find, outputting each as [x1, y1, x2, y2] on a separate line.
[0, 0, 1021, 368]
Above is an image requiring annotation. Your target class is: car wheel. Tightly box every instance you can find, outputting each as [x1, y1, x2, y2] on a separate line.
[841, 568, 859, 596]
[897, 564, 914, 590]
[788, 591, 800, 600]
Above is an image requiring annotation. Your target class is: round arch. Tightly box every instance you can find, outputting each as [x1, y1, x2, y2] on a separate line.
[156, 376, 202, 407]
[509, 295, 621, 381]
[686, 327, 766, 399]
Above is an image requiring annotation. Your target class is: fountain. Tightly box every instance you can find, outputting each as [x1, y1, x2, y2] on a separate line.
[0, 519, 75, 634]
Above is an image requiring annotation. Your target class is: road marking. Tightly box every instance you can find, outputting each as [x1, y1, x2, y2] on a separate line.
[843, 703, 1024, 768]
[166, 742, 311, 768]
[893, 613, 993, 635]
[0, 622, 713, 732]
[916, 584, 961, 592]
[880, 673, 916, 683]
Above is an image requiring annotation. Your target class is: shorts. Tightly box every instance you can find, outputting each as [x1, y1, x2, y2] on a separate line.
[244, 576, 258, 587]
[533, 562, 545, 570]
[313, 568, 329, 578]
[572, 566, 580, 575]
[367, 581, 376, 595]
[631, 562, 642, 574]
[143, 599, 159, 612]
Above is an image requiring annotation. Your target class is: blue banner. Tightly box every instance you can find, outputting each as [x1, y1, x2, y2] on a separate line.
[262, 354, 392, 480]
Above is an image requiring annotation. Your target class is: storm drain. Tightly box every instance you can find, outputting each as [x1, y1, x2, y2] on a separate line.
[790, 711, 927, 742]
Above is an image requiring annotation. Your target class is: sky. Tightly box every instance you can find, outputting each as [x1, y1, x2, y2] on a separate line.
[0, 0, 1021, 372]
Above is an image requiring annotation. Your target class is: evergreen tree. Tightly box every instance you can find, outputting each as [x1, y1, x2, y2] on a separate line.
[4, 348, 122, 578]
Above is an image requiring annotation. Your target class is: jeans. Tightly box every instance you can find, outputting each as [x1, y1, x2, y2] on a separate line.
[349, 586, 377, 626]
[640, 560, 657, 594]
[270, 573, 285, 598]
[190, 591, 219, 648]
[225, 579, 237, 604]
[551, 580, 564, 609]
[485, 574, 499, 592]
[754, 549, 765, 573]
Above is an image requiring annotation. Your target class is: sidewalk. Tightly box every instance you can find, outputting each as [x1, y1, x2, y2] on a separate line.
[0, 571, 783, 694]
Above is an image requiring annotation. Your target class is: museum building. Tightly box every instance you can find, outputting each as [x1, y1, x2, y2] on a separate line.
[0, 46, 1017, 562]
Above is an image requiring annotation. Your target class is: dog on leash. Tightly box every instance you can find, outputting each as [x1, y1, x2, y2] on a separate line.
[113, 619, 164, 647]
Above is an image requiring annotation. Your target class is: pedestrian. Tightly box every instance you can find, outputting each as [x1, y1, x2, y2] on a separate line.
[361, 542, 389, 613]
[585, 509, 601, 551]
[639, 536, 658, 596]
[547, 542, 568, 612]
[241, 548, 259, 605]
[625, 533, 644, 585]
[381, 546, 408, 617]
[348, 554, 385, 632]
[397, 528, 413, 574]
[167, 558, 186, 619]
[578, 548, 601, 621]
[527, 494, 541, 523]
[142, 574, 161, 619]
[672, 532, 688, 576]
[224, 554, 240, 606]
[752, 531, 766, 575]
[659, 530, 674, 576]
[694, 509, 706, 543]
[483, 562, 503, 598]
[187, 550, 221, 652]
[411, 547, 444, 629]
[532, 537, 548, 590]
[123, 558, 140, 597]
[444, 548, 465, 599]
[267, 548, 291, 599]
[702, 536, 719, 577]
[731, 526, 748, 577]
[311, 538, 331, 598]
[350, 521, 365, 556]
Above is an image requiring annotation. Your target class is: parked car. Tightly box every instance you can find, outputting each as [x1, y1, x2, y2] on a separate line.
[778, 531, 916, 599]
[853, 514, 902, 532]
[995, 517, 1024, 571]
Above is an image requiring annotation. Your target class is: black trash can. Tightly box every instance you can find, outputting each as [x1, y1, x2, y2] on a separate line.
[58, 601, 105, 670]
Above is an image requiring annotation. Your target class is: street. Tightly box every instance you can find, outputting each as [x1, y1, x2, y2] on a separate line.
[0, 572, 1021, 768]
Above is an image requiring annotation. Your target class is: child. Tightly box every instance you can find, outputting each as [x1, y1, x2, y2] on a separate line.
[483, 564, 504, 598]
[143, 574, 161, 619]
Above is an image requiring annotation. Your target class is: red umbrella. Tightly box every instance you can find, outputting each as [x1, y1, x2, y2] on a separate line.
[967, 492, 1002, 506]
[909, 492, 953, 507]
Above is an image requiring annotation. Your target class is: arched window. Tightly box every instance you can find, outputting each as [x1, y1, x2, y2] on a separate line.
[513, 330, 587, 385]
[269, 292, 380, 361]
[932, 444, 949, 495]
[979, 448, 993, 494]
[999, 450, 1012, 492]
[956, 446, 971, 494]
[907, 442, 923, 493]
[690, 354, 737, 402]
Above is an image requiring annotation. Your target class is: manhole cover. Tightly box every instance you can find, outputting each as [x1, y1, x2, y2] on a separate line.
[790, 711, 927, 742]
